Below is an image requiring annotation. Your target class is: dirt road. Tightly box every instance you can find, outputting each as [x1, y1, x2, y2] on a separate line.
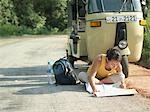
[0, 35, 149, 112]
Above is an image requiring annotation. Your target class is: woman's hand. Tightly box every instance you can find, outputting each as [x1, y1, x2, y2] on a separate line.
[120, 81, 126, 88]
[92, 88, 100, 97]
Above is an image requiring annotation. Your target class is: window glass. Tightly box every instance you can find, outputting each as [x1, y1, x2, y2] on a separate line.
[88, 0, 142, 13]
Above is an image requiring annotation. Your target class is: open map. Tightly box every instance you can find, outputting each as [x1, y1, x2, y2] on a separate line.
[85, 83, 137, 97]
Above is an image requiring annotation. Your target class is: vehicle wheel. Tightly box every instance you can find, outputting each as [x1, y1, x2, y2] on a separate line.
[121, 55, 129, 78]
[68, 55, 76, 68]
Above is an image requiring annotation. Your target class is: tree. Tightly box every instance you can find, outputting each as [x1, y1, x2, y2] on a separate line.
[33, 0, 68, 31]
[13, 0, 46, 29]
[0, 0, 68, 35]
[0, 0, 18, 25]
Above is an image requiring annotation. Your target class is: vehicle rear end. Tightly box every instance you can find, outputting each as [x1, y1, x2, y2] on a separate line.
[86, 0, 145, 62]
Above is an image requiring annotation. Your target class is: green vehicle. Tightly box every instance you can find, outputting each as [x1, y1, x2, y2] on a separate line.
[67, 0, 148, 77]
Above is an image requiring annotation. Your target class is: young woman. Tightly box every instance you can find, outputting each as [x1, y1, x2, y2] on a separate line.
[78, 48, 125, 95]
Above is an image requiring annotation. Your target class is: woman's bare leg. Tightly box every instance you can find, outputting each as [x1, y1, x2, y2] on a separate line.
[99, 77, 114, 84]
[78, 72, 101, 84]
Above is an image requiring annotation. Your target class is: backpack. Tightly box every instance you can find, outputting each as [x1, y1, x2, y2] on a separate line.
[52, 58, 78, 85]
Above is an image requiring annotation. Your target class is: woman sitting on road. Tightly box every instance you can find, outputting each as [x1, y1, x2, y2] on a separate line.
[78, 48, 126, 95]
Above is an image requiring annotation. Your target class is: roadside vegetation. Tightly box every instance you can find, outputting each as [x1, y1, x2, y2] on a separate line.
[0, 0, 67, 36]
[136, 0, 150, 68]
[138, 18, 150, 68]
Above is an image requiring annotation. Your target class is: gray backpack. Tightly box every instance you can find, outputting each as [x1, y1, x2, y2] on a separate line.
[52, 58, 78, 85]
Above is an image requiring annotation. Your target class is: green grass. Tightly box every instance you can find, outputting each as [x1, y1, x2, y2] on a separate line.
[0, 25, 67, 36]
[0, 25, 32, 36]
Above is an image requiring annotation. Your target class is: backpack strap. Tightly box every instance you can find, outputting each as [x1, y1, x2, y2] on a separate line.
[59, 58, 68, 75]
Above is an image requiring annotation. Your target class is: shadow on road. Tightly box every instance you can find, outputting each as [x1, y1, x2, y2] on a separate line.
[0, 64, 87, 95]
[14, 84, 85, 95]
[0, 65, 48, 88]
[0, 65, 47, 76]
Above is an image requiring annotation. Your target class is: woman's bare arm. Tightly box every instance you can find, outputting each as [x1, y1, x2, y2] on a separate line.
[88, 55, 102, 93]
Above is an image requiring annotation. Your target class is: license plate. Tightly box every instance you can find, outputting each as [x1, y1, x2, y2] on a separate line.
[106, 15, 137, 23]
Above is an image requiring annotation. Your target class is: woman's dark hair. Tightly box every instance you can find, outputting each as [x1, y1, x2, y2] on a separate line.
[106, 48, 122, 61]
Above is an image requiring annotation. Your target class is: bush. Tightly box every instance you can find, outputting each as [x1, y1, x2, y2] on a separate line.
[0, 0, 18, 25]
[0, 25, 34, 36]
[33, 0, 67, 31]
[33, 27, 50, 35]
[0, 24, 51, 36]
[0, 24, 19, 36]
[138, 17, 150, 68]
[0, 0, 68, 36]
[13, 0, 46, 29]
[140, 34, 150, 68]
